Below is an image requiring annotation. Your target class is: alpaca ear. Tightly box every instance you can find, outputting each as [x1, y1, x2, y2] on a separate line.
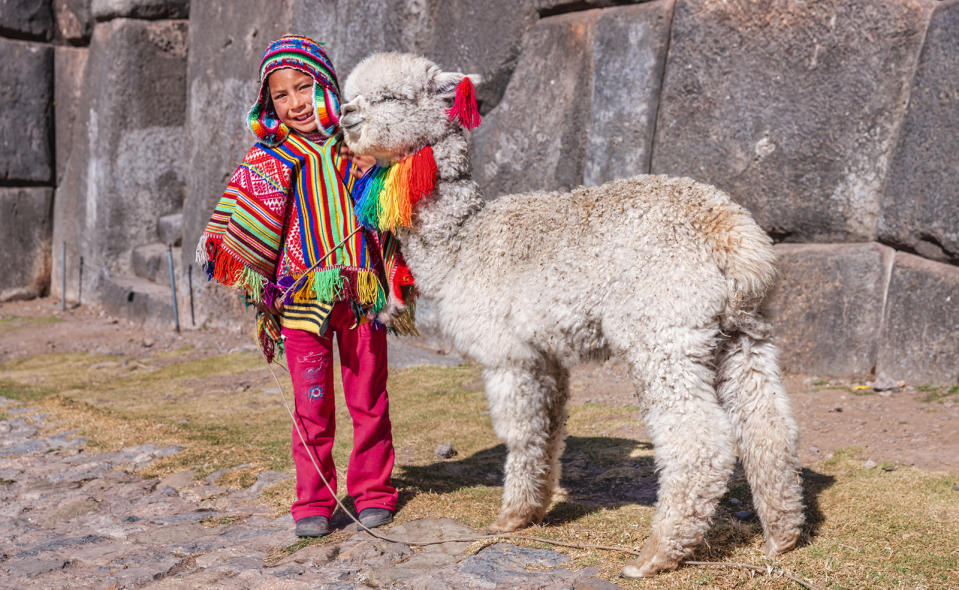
[432, 70, 483, 130]
[431, 70, 482, 101]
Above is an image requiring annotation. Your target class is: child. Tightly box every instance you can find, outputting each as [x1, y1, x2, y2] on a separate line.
[196, 35, 415, 537]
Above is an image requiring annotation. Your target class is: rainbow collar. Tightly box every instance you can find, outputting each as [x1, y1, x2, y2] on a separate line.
[352, 146, 437, 232]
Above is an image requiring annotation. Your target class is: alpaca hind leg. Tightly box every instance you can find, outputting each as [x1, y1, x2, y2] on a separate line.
[484, 361, 569, 532]
[716, 330, 804, 556]
[620, 338, 736, 578]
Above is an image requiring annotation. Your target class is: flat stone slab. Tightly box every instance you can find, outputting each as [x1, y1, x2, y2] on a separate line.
[763, 243, 893, 378]
[0, 188, 54, 302]
[876, 253, 959, 385]
[0, 398, 620, 588]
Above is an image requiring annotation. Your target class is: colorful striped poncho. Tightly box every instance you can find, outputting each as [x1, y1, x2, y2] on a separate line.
[197, 133, 414, 361]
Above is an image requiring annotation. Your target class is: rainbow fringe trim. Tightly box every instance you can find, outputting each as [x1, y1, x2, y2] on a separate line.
[352, 146, 437, 232]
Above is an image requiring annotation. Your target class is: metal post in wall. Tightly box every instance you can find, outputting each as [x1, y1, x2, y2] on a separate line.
[60, 241, 66, 311]
[187, 264, 195, 327]
[78, 256, 83, 307]
[167, 245, 180, 333]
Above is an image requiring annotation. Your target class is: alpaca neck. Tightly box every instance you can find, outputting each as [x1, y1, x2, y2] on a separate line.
[402, 131, 484, 250]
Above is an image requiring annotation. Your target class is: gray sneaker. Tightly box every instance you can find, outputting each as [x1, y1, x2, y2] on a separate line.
[295, 515, 330, 537]
[358, 508, 393, 529]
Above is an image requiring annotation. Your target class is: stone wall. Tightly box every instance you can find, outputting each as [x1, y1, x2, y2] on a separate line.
[48, 0, 189, 325]
[5, 0, 958, 383]
[0, 3, 54, 300]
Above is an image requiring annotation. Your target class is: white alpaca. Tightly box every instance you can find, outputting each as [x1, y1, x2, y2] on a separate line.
[340, 53, 804, 578]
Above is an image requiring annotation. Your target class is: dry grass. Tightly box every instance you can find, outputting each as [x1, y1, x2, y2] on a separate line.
[1, 344, 957, 589]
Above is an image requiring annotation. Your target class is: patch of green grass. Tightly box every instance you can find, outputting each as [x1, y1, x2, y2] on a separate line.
[200, 514, 246, 528]
[0, 378, 54, 402]
[918, 384, 959, 403]
[263, 537, 315, 567]
[0, 316, 63, 330]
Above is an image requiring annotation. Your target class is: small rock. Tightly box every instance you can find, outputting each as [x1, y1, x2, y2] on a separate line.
[881, 464, 898, 472]
[952, 484, 958, 491]
[142, 338, 155, 348]
[863, 460, 877, 469]
[728, 497, 741, 505]
[434, 443, 457, 459]
[872, 375, 900, 392]
[574, 574, 622, 590]
[734, 510, 755, 521]
[810, 446, 820, 454]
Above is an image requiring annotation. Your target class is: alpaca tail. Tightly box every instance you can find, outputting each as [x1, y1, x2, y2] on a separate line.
[714, 328, 804, 555]
[698, 197, 777, 334]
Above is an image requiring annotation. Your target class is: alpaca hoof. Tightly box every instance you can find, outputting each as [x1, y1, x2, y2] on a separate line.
[620, 535, 680, 579]
[620, 554, 680, 579]
[487, 515, 530, 533]
[764, 531, 800, 556]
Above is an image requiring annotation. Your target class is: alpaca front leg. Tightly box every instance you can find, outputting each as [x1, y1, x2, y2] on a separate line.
[483, 363, 568, 532]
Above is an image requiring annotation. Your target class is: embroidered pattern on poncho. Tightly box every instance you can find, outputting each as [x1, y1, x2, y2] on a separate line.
[199, 134, 404, 361]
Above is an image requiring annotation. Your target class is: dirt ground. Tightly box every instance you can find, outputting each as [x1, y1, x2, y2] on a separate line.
[3, 297, 957, 474]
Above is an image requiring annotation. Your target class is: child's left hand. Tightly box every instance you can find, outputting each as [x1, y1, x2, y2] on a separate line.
[339, 144, 376, 179]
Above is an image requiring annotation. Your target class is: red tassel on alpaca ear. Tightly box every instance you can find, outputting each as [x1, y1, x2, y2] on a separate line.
[446, 77, 481, 130]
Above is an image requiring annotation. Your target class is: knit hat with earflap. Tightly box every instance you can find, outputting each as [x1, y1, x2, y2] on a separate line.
[247, 35, 341, 146]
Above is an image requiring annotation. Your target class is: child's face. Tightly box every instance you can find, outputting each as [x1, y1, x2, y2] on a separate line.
[268, 68, 317, 134]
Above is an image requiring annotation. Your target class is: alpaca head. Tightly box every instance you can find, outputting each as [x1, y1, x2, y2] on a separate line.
[340, 53, 481, 164]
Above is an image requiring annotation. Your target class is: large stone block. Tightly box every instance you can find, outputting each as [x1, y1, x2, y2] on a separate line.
[471, 12, 592, 198]
[296, 2, 657, 118]
[53, 18, 187, 301]
[762, 243, 893, 378]
[0, 188, 54, 301]
[878, 1, 959, 264]
[876, 254, 959, 385]
[179, 0, 295, 325]
[53, 0, 92, 41]
[54, 45, 88, 185]
[294, 0, 526, 109]
[91, 0, 188, 20]
[651, 0, 932, 242]
[585, 2, 671, 186]
[415, 0, 541, 113]
[293, 0, 419, 80]
[0, 0, 53, 40]
[473, 3, 671, 198]
[0, 39, 53, 184]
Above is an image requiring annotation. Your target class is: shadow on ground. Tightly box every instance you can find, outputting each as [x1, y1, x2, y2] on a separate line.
[395, 435, 656, 521]
[393, 436, 836, 560]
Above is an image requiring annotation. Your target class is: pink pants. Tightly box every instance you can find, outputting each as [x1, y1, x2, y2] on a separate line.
[283, 302, 397, 521]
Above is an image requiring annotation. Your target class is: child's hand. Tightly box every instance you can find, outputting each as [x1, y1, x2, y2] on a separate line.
[340, 144, 376, 179]
[254, 299, 284, 316]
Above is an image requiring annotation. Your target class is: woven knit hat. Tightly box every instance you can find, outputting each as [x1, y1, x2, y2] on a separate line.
[247, 35, 342, 146]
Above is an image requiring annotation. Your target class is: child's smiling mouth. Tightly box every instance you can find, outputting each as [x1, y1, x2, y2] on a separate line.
[293, 113, 314, 122]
